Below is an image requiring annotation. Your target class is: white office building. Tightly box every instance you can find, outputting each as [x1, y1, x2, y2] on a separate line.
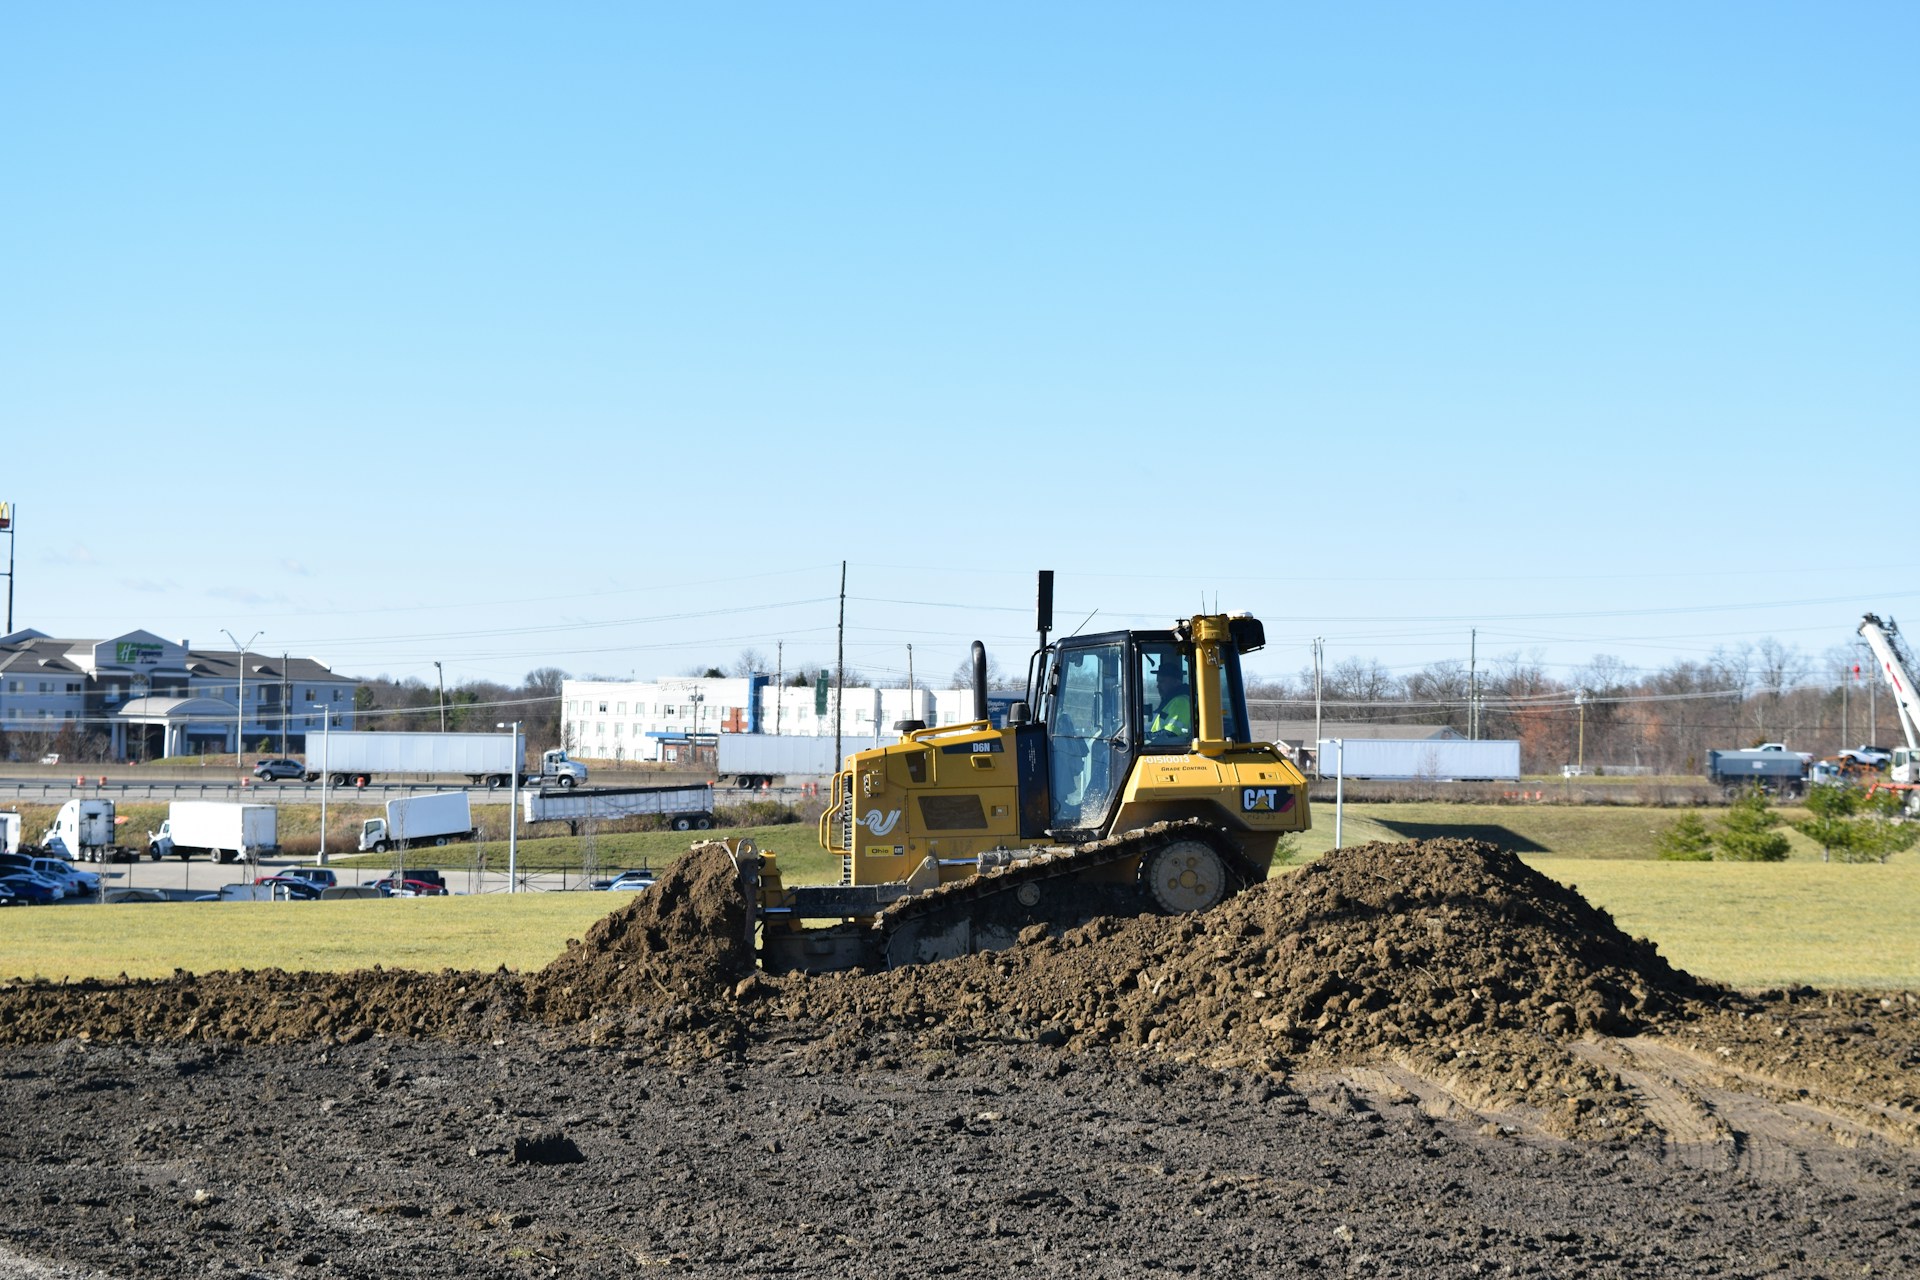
[562, 674, 981, 764]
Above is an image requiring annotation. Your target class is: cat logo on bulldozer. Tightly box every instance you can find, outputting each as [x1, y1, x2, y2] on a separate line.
[1242, 787, 1281, 812]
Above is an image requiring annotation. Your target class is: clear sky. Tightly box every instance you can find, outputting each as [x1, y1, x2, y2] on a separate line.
[3, 4, 1914, 694]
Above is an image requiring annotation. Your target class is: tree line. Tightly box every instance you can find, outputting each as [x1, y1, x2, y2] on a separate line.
[1246, 640, 1900, 774]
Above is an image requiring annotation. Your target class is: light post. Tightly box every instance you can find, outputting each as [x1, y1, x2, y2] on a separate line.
[497, 720, 521, 892]
[434, 661, 446, 732]
[222, 629, 263, 765]
[688, 689, 704, 762]
[317, 707, 332, 864]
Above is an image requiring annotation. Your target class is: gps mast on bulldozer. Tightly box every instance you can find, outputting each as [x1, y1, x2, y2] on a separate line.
[733, 572, 1312, 972]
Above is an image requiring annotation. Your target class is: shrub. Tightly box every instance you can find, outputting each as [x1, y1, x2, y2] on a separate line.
[1653, 811, 1714, 861]
[1714, 789, 1789, 862]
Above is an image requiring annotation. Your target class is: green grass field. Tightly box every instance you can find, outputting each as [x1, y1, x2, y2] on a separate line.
[4, 803, 1913, 990]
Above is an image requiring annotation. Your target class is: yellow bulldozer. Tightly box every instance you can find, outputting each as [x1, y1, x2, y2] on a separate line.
[733, 572, 1312, 971]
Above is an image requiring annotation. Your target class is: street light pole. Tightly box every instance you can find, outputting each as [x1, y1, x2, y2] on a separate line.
[434, 661, 446, 732]
[498, 720, 521, 892]
[221, 629, 263, 765]
[317, 708, 331, 864]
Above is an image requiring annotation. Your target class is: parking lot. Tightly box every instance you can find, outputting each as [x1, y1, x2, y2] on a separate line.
[22, 853, 608, 903]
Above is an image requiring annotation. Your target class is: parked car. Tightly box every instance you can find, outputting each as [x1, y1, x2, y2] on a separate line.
[280, 867, 339, 892]
[370, 875, 448, 897]
[0, 882, 18, 907]
[252, 758, 306, 782]
[30, 857, 99, 898]
[0, 872, 60, 905]
[605, 869, 658, 892]
[251, 875, 323, 901]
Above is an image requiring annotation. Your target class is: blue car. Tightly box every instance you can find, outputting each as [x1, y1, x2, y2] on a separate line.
[0, 873, 58, 906]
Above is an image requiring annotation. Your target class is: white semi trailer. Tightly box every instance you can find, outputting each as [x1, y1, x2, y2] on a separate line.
[306, 730, 587, 789]
[1315, 738, 1522, 782]
[147, 802, 279, 863]
[716, 734, 863, 788]
[522, 784, 714, 833]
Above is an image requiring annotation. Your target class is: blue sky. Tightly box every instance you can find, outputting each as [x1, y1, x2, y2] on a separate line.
[3, 4, 1914, 693]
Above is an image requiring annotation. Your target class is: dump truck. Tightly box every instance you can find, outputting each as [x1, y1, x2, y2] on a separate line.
[1707, 748, 1808, 798]
[305, 730, 587, 789]
[522, 784, 714, 834]
[358, 792, 475, 853]
[147, 801, 279, 863]
[728, 572, 1313, 973]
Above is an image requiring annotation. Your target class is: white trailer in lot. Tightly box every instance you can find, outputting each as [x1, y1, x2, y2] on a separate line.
[523, 784, 714, 832]
[359, 792, 475, 853]
[148, 801, 279, 863]
[306, 730, 587, 789]
[716, 734, 869, 788]
[1317, 738, 1522, 782]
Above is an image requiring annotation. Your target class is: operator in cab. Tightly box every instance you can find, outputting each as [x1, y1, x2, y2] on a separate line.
[1144, 653, 1193, 745]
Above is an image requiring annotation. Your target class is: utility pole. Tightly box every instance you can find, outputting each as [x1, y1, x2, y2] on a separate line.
[1313, 633, 1328, 775]
[281, 652, 290, 755]
[434, 661, 446, 732]
[1469, 628, 1478, 740]
[1576, 689, 1588, 773]
[906, 643, 914, 726]
[774, 640, 783, 735]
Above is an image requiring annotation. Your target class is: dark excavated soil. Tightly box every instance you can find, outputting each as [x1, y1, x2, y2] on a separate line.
[1, 839, 1916, 1277]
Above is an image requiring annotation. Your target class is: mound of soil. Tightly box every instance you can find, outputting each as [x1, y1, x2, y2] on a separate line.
[526, 839, 754, 1022]
[0, 967, 523, 1046]
[764, 838, 1706, 1069]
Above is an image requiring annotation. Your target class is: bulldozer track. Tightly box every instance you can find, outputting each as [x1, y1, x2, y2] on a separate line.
[872, 818, 1263, 961]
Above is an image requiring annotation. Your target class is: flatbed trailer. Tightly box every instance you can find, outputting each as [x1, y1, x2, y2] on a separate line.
[522, 784, 714, 832]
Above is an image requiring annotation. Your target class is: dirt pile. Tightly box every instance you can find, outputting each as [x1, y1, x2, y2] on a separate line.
[525, 840, 754, 1021]
[767, 838, 1706, 1067]
[0, 966, 524, 1046]
[0, 838, 1699, 1064]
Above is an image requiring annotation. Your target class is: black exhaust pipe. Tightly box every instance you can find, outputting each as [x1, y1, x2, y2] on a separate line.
[972, 640, 988, 723]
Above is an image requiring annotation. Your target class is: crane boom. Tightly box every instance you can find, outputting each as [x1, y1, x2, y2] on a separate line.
[1856, 614, 1920, 752]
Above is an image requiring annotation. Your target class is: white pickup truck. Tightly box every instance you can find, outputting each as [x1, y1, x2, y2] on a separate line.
[1750, 743, 1815, 763]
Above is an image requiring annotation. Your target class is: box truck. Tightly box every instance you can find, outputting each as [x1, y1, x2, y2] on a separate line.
[359, 792, 475, 853]
[147, 802, 280, 863]
[306, 730, 587, 789]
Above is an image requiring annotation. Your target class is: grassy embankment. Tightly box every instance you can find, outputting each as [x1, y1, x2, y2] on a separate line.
[2, 803, 1914, 990]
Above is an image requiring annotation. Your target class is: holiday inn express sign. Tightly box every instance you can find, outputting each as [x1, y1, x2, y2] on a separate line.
[115, 641, 164, 666]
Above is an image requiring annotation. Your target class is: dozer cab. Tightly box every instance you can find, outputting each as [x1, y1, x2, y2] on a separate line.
[735, 572, 1312, 971]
